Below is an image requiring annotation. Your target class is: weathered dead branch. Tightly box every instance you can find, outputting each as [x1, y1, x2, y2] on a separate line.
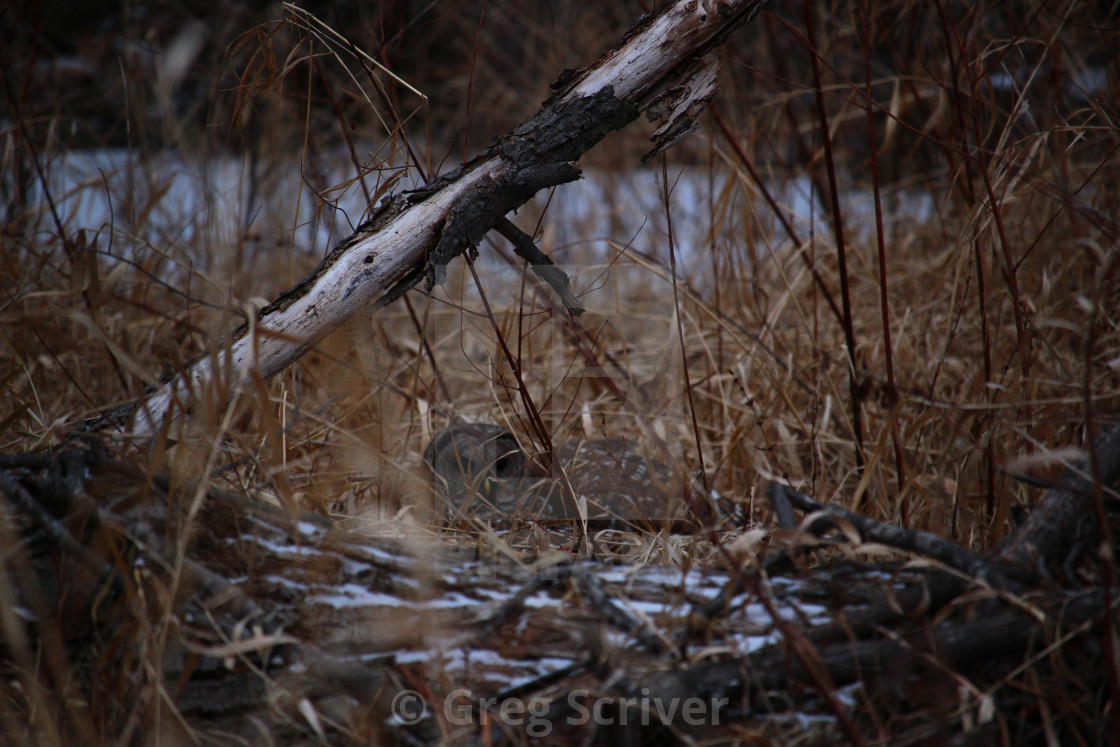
[769, 482, 1013, 587]
[86, 0, 767, 438]
[992, 424, 1120, 576]
[2, 427, 1117, 744]
[6, 1, 1119, 744]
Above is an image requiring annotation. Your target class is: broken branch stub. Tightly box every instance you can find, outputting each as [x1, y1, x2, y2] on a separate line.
[113, 0, 767, 438]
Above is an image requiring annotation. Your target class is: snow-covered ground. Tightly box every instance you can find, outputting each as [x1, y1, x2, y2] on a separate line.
[30, 148, 937, 284]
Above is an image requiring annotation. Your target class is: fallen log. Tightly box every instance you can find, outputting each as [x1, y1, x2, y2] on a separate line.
[991, 424, 1120, 577]
[8, 1, 1117, 743]
[84, 0, 768, 438]
[2, 435, 1115, 744]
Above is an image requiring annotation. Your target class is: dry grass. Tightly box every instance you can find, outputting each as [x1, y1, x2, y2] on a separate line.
[1, 1, 1118, 738]
[3, 0, 1118, 548]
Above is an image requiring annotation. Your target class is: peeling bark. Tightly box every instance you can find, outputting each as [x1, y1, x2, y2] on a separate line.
[82, 0, 769, 438]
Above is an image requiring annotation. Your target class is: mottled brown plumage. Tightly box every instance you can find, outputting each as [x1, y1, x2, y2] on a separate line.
[424, 424, 688, 528]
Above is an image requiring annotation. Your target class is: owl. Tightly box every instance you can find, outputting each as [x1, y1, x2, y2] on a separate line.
[424, 423, 694, 529]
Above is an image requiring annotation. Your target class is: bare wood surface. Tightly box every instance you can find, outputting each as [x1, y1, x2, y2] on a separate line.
[8, 1, 1116, 743]
[89, 0, 767, 437]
